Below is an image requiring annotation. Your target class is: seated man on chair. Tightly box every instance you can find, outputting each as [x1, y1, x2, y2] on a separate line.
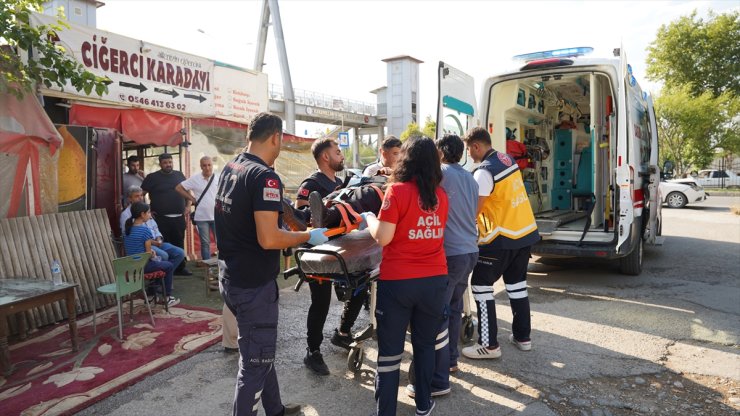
[120, 186, 185, 270]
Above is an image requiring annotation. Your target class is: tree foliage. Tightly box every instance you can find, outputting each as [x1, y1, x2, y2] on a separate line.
[655, 86, 739, 175]
[646, 10, 740, 97]
[0, 0, 109, 98]
[399, 116, 437, 141]
[647, 9, 740, 170]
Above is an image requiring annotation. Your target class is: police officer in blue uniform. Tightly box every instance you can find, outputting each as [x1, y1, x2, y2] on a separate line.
[215, 112, 328, 416]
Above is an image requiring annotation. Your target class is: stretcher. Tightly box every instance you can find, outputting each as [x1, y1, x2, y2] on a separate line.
[283, 229, 382, 371]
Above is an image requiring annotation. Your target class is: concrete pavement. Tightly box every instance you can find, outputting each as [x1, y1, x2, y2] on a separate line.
[80, 196, 740, 415]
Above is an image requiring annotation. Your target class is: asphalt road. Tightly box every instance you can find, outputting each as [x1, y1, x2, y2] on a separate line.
[80, 196, 740, 416]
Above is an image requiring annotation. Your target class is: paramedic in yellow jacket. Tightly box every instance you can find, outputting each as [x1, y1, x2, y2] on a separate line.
[461, 127, 540, 360]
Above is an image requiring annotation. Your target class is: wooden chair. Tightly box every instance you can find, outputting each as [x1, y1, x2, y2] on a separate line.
[92, 253, 155, 340]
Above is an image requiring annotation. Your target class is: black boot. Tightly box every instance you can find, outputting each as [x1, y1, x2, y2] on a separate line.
[303, 348, 330, 375]
[309, 192, 328, 228]
[281, 199, 307, 231]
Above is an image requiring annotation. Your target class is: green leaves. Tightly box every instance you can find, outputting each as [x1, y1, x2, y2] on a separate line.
[655, 86, 739, 175]
[647, 9, 740, 172]
[400, 117, 436, 141]
[646, 10, 740, 97]
[0, 0, 108, 99]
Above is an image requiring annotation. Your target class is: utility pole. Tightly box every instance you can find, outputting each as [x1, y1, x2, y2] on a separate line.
[254, 0, 295, 134]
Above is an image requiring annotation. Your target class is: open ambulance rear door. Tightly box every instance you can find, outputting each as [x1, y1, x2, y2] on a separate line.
[645, 94, 663, 245]
[437, 62, 477, 165]
[615, 46, 634, 254]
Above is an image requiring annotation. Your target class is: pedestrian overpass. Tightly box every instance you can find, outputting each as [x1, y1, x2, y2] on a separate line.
[267, 84, 382, 135]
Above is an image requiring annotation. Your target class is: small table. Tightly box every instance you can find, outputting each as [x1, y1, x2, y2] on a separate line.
[198, 257, 219, 296]
[0, 278, 79, 376]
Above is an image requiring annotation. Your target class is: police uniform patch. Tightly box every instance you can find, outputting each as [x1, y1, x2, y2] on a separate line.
[264, 177, 280, 201]
[497, 152, 513, 166]
[265, 178, 279, 188]
[264, 187, 280, 202]
[299, 188, 309, 197]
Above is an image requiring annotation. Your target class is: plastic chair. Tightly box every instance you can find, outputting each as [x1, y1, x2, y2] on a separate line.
[93, 253, 155, 340]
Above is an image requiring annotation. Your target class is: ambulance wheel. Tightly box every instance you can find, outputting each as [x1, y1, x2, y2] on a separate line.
[619, 237, 643, 276]
[348, 346, 365, 372]
[461, 316, 475, 344]
[408, 359, 415, 385]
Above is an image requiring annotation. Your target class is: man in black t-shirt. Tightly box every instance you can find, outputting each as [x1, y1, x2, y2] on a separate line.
[215, 113, 328, 416]
[294, 137, 345, 211]
[141, 153, 191, 275]
[293, 138, 369, 376]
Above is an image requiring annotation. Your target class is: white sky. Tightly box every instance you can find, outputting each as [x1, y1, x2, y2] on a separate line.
[97, 0, 736, 135]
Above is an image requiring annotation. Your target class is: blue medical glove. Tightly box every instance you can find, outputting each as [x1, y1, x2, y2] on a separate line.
[358, 212, 376, 231]
[308, 228, 329, 246]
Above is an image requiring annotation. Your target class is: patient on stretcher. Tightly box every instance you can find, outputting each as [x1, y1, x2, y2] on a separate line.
[283, 181, 385, 232]
[309, 184, 384, 229]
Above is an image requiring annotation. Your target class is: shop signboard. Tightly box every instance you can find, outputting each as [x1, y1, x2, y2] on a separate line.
[32, 13, 215, 116]
[213, 64, 269, 123]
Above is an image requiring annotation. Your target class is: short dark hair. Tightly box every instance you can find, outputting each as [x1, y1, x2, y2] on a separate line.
[381, 135, 402, 151]
[311, 138, 337, 161]
[463, 127, 492, 146]
[127, 155, 140, 165]
[158, 153, 172, 162]
[248, 112, 283, 142]
[436, 134, 464, 164]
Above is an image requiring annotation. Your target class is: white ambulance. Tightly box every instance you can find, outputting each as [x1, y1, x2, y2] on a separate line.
[437, 47, 662, 275]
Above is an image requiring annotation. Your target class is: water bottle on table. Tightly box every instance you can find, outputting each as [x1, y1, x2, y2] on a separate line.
[51, 260, 63, 285]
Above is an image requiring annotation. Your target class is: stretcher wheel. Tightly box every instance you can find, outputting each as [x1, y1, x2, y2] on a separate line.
[461, 315, 475, 344]
[348, 346, 365, 372]
[408, 359, 415, 385]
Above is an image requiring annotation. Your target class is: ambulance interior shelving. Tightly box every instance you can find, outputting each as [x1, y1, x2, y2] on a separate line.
[439, 46, 662, 274]
[486, 69, 615, 240]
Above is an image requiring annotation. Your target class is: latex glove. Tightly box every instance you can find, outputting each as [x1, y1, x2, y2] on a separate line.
[358, 212, 376, 231]
[308, 228, 329, 246]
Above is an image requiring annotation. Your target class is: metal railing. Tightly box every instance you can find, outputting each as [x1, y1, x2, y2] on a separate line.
[269, 84, 377, 116]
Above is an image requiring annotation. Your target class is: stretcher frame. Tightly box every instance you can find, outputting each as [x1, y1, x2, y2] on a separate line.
[284, 245, 379, 372]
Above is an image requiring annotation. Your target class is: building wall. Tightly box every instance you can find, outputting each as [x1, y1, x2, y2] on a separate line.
[386, 59, 419, 136]
[44, 0, 97, 27]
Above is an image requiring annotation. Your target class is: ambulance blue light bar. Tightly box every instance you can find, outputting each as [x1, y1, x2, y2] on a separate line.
[513, 47, 594, 63]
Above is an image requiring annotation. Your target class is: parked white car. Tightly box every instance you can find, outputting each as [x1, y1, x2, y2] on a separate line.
[675, 170, 740, 188]
[659, 180, 707, 208]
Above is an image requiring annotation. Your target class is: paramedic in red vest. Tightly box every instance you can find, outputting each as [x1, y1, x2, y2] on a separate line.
[363, 136, 449, 416]
[294, 138, 368, 376]
[461, 127, 540, 360]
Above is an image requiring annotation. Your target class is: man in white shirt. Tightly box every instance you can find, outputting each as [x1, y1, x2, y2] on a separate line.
[176, 155, 218, 260]
[362, 135, 402, 177]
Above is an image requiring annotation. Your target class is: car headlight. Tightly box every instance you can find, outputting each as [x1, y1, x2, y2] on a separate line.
[689, 183, 702, 191]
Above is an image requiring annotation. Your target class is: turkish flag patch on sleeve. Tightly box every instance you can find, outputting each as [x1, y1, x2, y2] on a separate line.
[265, 178, 279, 188]
[299, 188, 309, 197]
[264, 177, 281, 201]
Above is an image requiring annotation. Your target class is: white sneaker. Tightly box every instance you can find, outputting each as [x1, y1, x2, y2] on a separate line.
[508, 334, 532, 351]
[167, 296, 180, 307]
[405, 384, 451, 398]
[462, 343, 502, 359]
[415, 399, 436, 416]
